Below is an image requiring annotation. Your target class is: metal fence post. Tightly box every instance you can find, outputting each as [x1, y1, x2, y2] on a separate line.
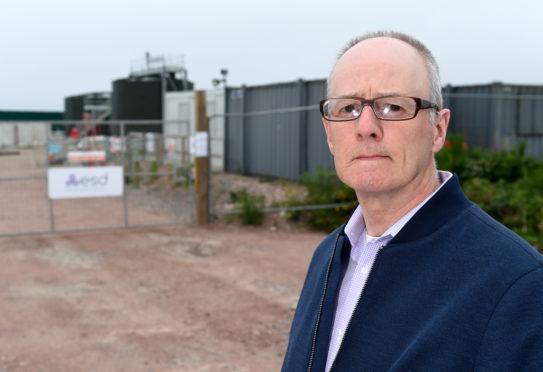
[45, 126, 56, 233]
[121, 121, 129, 227]
[194, 91, 209, 225]
[491, 82, 505, 150]
[240, 85, 246, 174]
[297, 79, 308, 178]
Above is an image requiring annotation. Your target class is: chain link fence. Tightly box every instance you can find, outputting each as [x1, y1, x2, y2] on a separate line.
[0, 120, 195, 236]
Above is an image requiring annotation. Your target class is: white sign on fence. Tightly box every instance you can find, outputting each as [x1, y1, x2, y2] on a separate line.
[189, 131, 208, 157]
[48, 166, 124, 200]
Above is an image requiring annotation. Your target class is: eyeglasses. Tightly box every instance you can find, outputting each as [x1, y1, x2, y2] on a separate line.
[320, 96, 440, 122]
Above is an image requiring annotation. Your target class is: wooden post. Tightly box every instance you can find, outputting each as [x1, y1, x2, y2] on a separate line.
[194, 90, 209, 225]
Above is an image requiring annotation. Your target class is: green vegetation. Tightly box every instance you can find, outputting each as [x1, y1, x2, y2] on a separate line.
[230, 189, 266, 226]
[436, 135, 543, 250]
[284, 169, 357, 232]
[284, 136, 543, 251]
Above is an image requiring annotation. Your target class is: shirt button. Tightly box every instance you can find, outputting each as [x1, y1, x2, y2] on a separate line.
[361, 266, 370, 275]
[338, 328, 344, 336]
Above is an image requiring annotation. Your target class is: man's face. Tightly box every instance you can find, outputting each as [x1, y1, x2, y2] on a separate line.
[324, 37, 449, 200]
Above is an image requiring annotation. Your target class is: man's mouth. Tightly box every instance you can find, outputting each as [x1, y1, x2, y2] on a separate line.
[354, 154, 388, 161]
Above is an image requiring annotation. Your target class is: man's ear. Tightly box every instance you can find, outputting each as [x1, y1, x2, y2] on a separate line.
[432, 109, 450, 154]
[322, 118, 335, 155]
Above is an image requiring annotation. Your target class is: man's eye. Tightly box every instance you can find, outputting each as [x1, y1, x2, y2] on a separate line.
[387, 104, 402, 112]
[341, 104, 357, 113]
[381, 104, 406, 115]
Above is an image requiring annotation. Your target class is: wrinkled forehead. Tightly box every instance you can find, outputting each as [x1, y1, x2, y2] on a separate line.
[328, 37, 430, 98]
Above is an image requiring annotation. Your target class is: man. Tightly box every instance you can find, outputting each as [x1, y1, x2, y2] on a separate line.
[282, 30, 543, 371]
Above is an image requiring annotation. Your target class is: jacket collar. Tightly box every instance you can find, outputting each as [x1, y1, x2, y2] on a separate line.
[389, 174, 471, 245]
[337, 174, 470, 245]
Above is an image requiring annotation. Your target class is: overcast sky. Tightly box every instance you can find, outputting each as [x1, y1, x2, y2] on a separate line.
[0, 0, 541, 111]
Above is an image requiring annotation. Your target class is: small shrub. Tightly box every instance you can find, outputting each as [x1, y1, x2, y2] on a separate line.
[284, 169, 357, 232]
[230, 189, 265, 226]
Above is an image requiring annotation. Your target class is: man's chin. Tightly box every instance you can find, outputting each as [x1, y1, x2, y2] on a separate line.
[342, 176, 389, 196]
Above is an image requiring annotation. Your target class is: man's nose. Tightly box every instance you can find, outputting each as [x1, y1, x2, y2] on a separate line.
[354, 105, 383, 139]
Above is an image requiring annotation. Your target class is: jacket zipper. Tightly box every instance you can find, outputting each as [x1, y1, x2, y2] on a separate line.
[306, 233, 342, 372]
[328, 245, 384, 372]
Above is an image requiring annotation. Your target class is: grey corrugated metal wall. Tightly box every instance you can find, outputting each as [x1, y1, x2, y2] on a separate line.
[225, 81, 543, 180]
[225, 80, 333, 180]
[444, 83, 543, 158]
[305, 80, 334, 175]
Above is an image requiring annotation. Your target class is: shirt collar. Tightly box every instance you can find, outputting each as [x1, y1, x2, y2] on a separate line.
[344, 171, 453, 248]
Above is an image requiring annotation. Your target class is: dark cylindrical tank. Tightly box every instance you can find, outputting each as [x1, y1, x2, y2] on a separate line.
[64, 95, 85, 121]
[111, 77, 162, 120]
[111, 77, 163, 134]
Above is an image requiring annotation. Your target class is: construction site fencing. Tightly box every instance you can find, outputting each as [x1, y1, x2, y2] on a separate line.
[0, 120, 195, 237]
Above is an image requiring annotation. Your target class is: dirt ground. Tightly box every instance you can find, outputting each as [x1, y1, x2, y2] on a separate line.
[0, 224, 325, 371]
[0, 146, 327, 371]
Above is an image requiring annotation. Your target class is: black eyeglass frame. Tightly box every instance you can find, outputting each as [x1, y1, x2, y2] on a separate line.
[319, 96, 441, 122]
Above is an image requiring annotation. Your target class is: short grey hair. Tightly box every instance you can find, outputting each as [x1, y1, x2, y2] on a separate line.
[328, 30, 443, 123]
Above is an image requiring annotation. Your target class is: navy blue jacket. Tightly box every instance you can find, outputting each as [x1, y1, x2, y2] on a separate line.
[282, 175, 543, 371]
